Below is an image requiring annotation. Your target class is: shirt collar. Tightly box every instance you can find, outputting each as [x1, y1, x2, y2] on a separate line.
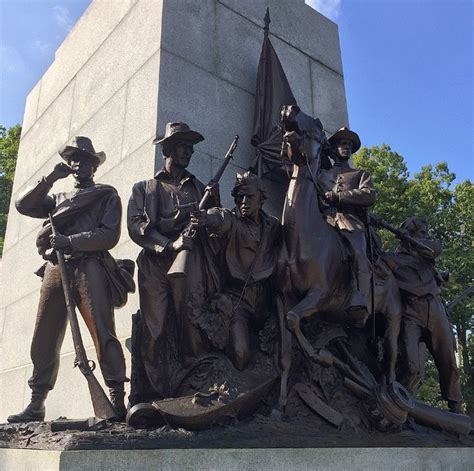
[74, 179, 95, 189]
[154, 168, 194, 184]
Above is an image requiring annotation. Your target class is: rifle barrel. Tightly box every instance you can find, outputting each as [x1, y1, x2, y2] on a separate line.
[48, 214, 116, 420]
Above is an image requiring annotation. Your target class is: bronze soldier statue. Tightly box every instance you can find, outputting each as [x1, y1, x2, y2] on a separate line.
[388, 217, 464, 413]
[192, 171, 282, 370]
[8, 136, 128, 422]
[127, 122, 219, 400]
[318, 127, 376, 325]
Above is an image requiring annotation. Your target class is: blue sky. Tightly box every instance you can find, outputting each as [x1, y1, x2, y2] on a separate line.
[1, 0, 472, 182]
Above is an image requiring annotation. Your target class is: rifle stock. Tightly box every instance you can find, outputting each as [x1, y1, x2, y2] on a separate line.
[370, 214, 435, 255]
[167, 135, 239, 279]
[49, 214, 116, 420]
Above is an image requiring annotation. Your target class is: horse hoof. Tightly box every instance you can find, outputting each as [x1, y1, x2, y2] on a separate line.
[286, 312, 300, 330]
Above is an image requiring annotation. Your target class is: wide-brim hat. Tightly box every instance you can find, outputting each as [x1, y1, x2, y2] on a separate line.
[59, 136, 106, 166]
[153, 122, 204, 146]
[328, 127, 361, 153]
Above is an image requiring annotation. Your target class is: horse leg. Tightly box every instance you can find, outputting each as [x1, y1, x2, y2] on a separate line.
[277, 294, 291, 413]
[286, 287, 323, 330]
[286, 289, 334, 367]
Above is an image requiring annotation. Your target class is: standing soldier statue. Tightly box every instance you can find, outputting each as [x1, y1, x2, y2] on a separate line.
[318, 127, 376, 326]
[8, 136, 128, 422]
[387, 216, 464, 413]
[127, 122, 220, 401]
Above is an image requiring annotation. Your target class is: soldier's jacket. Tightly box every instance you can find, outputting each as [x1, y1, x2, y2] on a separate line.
[205, 208, 282, 283]
[318, 164, 376, 232]
[385, 239, 443, 298]
[16, 177, 121, 255]
[127, 169, 211, 254]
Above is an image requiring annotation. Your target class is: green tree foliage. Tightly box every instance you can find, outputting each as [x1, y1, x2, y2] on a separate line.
[354, 145, 474, 414]
[0, 124, 21, 254]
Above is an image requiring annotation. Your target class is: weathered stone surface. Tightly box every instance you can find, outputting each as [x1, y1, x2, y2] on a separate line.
[0, 450, 60, 471]
[161, 0, 216, 75]
[21, 81, 42, 136]
[1, 230, 43, 309]
[215, 2, 264, 94]
[0, 367, 28, 422]
[1, 291, 40, 371]
[13, 80, 75, 191]
[37, 0, 138, 117]
[74, 86, 128, 177]
[121, 51, 161, 158]
[70, 0, 163, 132]
[311, 60, 349, 133]
[219, 0, 343, 74]
[1, 447, 473, 471]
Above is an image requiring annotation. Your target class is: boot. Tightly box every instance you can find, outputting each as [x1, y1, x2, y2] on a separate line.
[109, 383, 127, 421]
[346, 270, 371, 328]
[7, 391, 47, 423]
[346, 288, 369, 328]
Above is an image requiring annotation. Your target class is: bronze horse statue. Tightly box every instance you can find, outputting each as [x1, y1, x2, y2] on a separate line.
[276, 105, 402, 410]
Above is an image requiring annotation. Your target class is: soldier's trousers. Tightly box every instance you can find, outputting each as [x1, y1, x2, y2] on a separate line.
[401, 294, 462, 402]
[28, 258, 127, 394]
[342, 230, 372, 306]
[228, 280, 270, 370]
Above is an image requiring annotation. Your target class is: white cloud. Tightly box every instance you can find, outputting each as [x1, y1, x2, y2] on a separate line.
[32, 39, 53, 55]
[305, 0, 342, 21]
[52, 5, 73, 31]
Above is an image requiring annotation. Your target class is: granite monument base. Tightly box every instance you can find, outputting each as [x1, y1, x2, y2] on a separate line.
[1, 447, 473, 471]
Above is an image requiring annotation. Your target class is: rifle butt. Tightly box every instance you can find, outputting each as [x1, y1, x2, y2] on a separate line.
[167, 249, 190, 279]
[85, 373, 116, 420]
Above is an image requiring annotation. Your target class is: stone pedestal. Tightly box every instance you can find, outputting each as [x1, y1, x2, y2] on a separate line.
[0, 0, 348, 421]
[1, 447, 473, 471]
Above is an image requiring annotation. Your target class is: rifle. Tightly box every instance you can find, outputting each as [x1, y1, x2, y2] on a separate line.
[167, 135, 239, 278]
[48, 214, 117, 420]
[369, 214, 435, 255]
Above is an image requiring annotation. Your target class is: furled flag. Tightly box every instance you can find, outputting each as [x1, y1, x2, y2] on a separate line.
[250, 9, 297, 178]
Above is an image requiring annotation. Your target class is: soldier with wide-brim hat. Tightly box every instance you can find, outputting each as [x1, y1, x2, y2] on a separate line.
[328, 127, 361, 153]
[128, 121, 219, 402]
[318, 124, 375, 326]
[59, 136, 106, 166]
[9, 136, 128, 423]
[153, 122, 204, 146]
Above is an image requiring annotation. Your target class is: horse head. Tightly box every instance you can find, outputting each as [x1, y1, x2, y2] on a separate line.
[279, 105, 327, 171]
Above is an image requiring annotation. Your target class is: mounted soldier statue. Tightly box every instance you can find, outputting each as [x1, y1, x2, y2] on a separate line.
[276, 105, 402, 409]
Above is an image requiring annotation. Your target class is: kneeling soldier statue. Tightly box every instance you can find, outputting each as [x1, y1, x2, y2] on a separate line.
[8, 136, 129, 422]
[192, 171, 282, 370]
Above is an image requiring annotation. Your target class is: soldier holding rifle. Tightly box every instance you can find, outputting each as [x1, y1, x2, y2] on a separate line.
[378, 216, 464, 413]
[191, 171, 282, 370]
[8, 137, 128, 422]
[127, 122, 223, 400]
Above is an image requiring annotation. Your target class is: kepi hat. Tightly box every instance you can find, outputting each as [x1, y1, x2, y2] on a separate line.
[231, 171, 266, 200]
[328, 127, 361, 153]
[59, 136, 106, 166]
[153, 122, 204, 146]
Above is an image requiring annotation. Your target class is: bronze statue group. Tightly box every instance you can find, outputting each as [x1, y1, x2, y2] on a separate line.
[7, 113, 466, 433]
